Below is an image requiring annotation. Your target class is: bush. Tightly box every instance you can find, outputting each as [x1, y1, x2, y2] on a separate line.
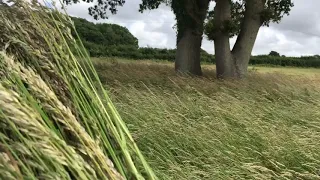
[250, 55, 320, 67]
[269, 51, 280, 57]
[72, 16, 320, 68]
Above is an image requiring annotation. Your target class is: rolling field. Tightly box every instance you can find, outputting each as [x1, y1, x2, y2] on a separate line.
[93, 58, 320, 179]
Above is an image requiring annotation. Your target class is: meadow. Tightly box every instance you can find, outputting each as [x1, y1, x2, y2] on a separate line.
[93, 57, 320, 179]
[2, 1, 320, 179]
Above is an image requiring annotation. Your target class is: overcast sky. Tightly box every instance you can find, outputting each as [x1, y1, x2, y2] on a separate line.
[61, 0, 320, 56]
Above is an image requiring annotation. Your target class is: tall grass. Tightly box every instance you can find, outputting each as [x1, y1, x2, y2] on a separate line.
[0, 1, 155, 179]
[94, 59, 320, 179]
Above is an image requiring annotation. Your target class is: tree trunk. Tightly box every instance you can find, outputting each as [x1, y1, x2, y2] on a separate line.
[175, 29, 202, 75]
[231, 0, 265, 78]
[213, 0, 237, 78]
[214, 35, 236, 78]
[173, 0, 210, 76]
[214, 0, 265, 79]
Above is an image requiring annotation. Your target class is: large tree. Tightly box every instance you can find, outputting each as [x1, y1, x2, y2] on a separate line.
[205, 0, 293, 78]
[64, 0, 211, 75]
[140, 0, 211, 75]
[64, 0, 293, 78]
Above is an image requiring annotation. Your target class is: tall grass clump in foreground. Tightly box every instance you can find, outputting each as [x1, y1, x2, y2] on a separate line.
[0, 1, 156, 179]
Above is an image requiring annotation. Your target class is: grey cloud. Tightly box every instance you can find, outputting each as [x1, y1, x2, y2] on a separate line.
[61, 0, 320, 56]
[271, 0, 320, 37]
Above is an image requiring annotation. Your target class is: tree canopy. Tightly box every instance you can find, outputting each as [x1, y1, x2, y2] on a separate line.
[65, 0, 295, 78]
[269, 51, 280, 57]
[139, 0, 212, 42]
[204, 0, 294, 40]
[70, 16, 320, 68]
[71, 17, 138, 48]
[63, 0, 125, 19]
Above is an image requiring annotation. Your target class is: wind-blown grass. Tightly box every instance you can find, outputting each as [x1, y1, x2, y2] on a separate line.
[0, 1, 155, 179]
[94, 59, 320, 179]
[1, 0, 319, 179]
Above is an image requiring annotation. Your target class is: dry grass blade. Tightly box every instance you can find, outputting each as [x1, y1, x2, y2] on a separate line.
[0, 0, 156, 179]
[0, 52, 123, 179]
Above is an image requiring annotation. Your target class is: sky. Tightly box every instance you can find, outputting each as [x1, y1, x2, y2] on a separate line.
[59, 0, 320, 56]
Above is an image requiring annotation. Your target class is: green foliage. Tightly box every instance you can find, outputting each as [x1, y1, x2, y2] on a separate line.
[141, 0, 212, 43]
[71, 16, 215, 62]
[171, 0, 192, 43]
[63, 0, 125, 19]
[0, 1, 156, 179]
[84, 45, 215, 63]
[139, 0, 169, 12]
[205, 1, 244, 39]
[70, 12, 320, 68]
[250, 55, 320, 67]
[72, 17, 138, 48]
[261, 0, 294, 26]
[72, 16, 141, 58]
[269, 51, 280, 57]
[205, 0, 294, 40]
[169, 0, 211, 43]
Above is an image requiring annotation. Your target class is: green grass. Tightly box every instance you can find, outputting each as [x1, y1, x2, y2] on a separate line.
[94, 58, 320, 179]
[92, 57, 320, 76]
[0, 2, 156, 179]
[248, 66, 320, 77]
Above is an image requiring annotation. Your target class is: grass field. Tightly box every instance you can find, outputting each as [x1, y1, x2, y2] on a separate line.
[93, 58, 320, 179]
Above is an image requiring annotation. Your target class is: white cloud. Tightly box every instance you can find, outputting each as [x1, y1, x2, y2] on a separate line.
[129, 21, 169, 47]
[59, 0, 320, 56]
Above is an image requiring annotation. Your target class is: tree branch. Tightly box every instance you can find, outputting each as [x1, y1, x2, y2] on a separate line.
[184, 0, 210, 25]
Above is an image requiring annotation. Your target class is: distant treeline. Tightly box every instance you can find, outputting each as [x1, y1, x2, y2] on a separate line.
[82, 42, 215, 63]
[72, 17, 320, 68]
[250, 55, 320, 67]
